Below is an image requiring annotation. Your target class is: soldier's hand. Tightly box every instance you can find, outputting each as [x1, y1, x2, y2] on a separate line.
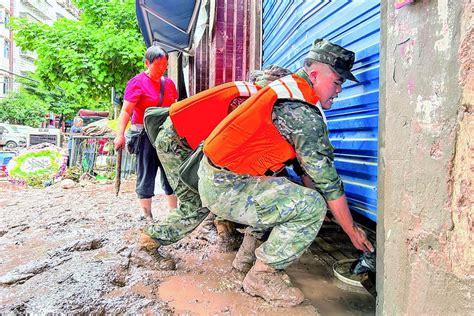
[348, 225, 374, 253]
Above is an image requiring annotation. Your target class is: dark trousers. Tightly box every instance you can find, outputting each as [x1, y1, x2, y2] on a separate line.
[135, 132, 173, 198]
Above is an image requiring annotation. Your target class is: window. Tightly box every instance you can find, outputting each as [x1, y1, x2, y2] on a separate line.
[4, 12, 9, 27]
[4, 40, 9, 58]
[3, 77, 10, 94]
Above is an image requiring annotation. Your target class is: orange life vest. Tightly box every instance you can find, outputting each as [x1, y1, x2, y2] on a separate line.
[204, 74, 320, 176]
[169, 81, 260, 150]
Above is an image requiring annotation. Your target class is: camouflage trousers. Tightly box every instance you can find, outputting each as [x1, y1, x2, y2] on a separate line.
[198, 157, 327, 270]
[144, 117, 209, 245]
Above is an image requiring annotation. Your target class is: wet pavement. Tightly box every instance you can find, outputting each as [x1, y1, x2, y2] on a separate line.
[0, 179, 375, 315]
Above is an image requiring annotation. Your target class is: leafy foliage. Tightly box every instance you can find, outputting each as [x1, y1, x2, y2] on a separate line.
[20, 77, 81, 119]
[0, 90, 49, 126]
[10, 0, 145, 113]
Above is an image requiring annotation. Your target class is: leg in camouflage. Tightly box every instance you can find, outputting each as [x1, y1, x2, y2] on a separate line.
[198, 157, 327, 269]
[198, 157, 326, 306]
[143, 118, 209, 245]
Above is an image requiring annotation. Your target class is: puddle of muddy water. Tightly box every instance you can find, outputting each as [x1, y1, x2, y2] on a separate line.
[288, 253, 375, 315]
[158, 262, 320, 315]
[158, 248, 373, 315]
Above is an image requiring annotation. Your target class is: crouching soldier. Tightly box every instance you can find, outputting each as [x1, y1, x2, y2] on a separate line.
[139, 66, 293, 268]
[198, 39, 374, 306]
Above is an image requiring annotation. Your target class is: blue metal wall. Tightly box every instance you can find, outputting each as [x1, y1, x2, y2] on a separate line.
[262, 0, 380, 221]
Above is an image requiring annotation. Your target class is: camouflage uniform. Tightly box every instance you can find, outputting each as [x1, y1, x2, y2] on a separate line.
[198, 85, 345, 269]
[144, 117, 209, 244]
[143, 67, 294, 245]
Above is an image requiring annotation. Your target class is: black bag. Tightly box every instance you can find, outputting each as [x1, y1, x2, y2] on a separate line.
[125, 129, 145, 154]
[178, 144, 204, 193]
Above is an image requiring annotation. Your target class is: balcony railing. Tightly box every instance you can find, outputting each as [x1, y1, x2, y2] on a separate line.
[19, 49, 37, 61]
[20, 0, 52, 21]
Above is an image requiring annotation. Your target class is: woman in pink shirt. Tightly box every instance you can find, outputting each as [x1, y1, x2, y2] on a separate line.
[114, 45, 178, 220]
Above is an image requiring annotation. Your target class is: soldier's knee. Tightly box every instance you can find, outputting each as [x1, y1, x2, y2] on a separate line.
[300, 194, 327, 223]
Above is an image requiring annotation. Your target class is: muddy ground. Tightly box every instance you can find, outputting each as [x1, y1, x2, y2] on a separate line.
[0, 179, 375, 315]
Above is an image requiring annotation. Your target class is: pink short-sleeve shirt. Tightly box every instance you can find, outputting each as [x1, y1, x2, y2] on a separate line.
[124, 72, 178, 124]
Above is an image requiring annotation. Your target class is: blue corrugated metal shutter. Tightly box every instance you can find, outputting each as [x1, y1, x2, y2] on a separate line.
[262, 0, 380, 222]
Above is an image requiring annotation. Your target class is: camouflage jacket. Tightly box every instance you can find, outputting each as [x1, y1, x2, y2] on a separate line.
[272, 100, 344, 201]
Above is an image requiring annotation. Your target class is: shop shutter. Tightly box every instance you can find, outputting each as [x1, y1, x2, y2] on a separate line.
[263, 0, 380, 221]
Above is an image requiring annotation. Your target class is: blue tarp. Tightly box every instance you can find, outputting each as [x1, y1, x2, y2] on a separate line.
[136, 0, 201, 52]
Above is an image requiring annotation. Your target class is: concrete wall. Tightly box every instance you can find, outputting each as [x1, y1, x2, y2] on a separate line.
[378, 0, 473, 314]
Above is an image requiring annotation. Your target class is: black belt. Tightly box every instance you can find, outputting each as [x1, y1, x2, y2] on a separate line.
[208, 158, 303, 177]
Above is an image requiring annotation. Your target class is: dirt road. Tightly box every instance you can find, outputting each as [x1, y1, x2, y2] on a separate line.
[0, 180, 374, 314]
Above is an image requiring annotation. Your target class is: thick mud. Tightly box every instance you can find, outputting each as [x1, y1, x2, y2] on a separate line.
[0, 180, 374, 314]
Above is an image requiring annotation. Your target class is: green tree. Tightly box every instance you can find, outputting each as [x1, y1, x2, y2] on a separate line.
[10, 0, 145, 112]
[0, 91, 49, 127]
[20, 77, 81, 120]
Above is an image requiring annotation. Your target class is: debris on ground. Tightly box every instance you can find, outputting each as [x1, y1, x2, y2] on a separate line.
[0, 180, 375, 314]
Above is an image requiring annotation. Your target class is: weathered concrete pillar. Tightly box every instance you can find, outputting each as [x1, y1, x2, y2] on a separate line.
[167, 52, 179, 85]
[378, 0, 473, 314]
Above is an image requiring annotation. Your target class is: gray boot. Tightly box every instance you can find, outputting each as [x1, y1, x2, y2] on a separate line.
[232, 227, 261, 273]
[242, 260, 305, 307]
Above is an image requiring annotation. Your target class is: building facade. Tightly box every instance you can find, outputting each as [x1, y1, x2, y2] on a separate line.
[0, 0, 78, 98]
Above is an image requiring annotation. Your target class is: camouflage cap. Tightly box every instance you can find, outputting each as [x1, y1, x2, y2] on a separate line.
[250, 65, 293, 87]
[248, 69, 264, 83]
[307, 39, 359, 82]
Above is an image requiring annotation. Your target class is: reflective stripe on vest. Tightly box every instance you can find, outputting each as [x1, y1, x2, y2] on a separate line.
[169, 81, 260, 150]
[235, 81, 259, 96]
[204, 74, 320, 176]
[271, 75, 327, 124]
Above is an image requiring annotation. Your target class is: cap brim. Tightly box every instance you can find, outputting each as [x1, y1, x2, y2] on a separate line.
[328, 64, 359, 83]
[338, 69, 360, 83]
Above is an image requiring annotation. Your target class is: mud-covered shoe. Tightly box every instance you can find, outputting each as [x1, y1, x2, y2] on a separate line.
[150, 252, 176, 270]
[138, 232, 176, 270]
[197, 213, 217, 242]
[215, 219, 241, 252]
[242, 260, 305, 307]
[139, 232, 160, 252]
[232, 228, 261, 273]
